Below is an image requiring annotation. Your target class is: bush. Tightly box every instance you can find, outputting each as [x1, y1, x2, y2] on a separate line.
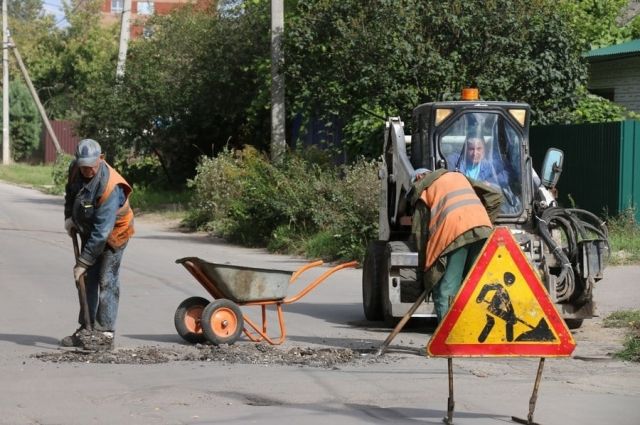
[186, 147, 379, 260]
[51, 153, 74, 195]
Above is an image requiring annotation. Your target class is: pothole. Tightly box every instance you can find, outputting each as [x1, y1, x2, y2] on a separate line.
[33, 343, 393, 368]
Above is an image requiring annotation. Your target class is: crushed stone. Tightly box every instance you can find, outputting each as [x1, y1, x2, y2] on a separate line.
[33, 343, 391, 368]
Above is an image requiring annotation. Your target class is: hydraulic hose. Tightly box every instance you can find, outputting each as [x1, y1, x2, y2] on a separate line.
[536, 207, 609, 302]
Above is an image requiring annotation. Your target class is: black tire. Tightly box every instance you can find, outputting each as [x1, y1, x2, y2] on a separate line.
[565, 318, 584, 330]
[174, 296, 210, 344]
[201, 299, 244, 345]
[362, 241, 387, 321]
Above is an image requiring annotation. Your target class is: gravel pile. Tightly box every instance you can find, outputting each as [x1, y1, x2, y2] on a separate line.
[34, 343, 385, 368]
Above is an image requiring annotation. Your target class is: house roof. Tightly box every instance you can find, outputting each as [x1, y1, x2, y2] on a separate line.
[585, 39, 640, 61]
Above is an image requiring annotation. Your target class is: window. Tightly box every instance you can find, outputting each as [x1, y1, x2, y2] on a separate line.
[439, 112, 524, 215]
[137, 1, 155, 15]
[111, 0, 123, 13]
[142, 26, 155, 38]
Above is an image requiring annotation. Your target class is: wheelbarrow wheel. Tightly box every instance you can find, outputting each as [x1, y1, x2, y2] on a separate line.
[174, 296, 209, 344]
[201, 299, 244, 345]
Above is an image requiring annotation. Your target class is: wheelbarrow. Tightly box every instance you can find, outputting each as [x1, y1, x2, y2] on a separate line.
[174, 257, 358, 345]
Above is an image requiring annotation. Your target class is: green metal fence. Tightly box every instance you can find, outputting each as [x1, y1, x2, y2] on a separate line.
[530, 120, 640, 222]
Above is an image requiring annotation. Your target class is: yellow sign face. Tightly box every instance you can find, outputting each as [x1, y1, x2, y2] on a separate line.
[445, 244, 559, 345]
[427, 227, 576, 357]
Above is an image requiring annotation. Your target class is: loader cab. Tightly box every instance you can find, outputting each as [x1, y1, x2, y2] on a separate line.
[410, 100, 532, 222]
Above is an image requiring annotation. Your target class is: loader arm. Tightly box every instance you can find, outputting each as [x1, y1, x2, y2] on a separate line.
[380, 117, 415, 238]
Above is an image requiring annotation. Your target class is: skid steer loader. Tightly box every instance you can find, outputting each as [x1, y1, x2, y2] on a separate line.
[362, 89, 609, 329]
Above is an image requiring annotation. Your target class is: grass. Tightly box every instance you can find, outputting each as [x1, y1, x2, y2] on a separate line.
[603, 310, 640, 362]
[0, 163, 56, 189]
[607, 208, 640, 265]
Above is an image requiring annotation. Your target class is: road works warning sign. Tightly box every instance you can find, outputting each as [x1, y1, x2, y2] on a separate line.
[427, 227, 576, 357]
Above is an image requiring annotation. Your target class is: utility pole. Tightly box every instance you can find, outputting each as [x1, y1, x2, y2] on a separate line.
[270, 0, 286, 163]
[10, 38, 62, 155]
[116, 0, 132, 78]
[2, 0, 10, 164]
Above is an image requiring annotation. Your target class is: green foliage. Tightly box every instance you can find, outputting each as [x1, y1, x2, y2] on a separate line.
[115, 154, 169, 188]
[561, 0, 632, 49]
[604, 309, 640, 362]
[1, 81, 41, 162]
[568, 87, 640, 123]
[51, 153, 74, 194]
[128, 185, 191, 213]
[607, 206, 640, 265]
[604, 309, 640, 328]
[0, 163, 55, 189]
[187, 147, 379, 260]
[285, 0, 588, 140]
[78, 3, 271, 184]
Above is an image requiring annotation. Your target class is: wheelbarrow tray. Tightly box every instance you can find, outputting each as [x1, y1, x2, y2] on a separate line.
[176, 257, 292, 303]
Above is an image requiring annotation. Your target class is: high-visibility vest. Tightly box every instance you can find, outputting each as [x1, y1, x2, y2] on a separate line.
[97, 163, 135, 248]
[419, 172, 491, 269]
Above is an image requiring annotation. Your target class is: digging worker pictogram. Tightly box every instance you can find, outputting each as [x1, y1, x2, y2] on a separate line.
[475, 271, 556, 343]
[476, 271, 518, 342]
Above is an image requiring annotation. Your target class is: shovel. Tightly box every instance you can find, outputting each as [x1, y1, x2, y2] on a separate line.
[71, 229, 92, 331]
[374, 289, 428, 356]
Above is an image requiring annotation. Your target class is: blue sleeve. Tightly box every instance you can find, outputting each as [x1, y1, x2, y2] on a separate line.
[78, 185, 125, 266]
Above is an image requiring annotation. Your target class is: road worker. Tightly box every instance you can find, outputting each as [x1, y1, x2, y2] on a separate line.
[61, 139, 134, 349]
[410, 167, 502, 322]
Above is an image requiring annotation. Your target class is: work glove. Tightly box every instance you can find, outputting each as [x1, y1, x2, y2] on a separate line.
[64, 218, 76, 236]
[73, 264, 87, 282]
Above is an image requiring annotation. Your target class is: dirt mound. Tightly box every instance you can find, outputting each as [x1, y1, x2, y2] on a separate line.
[34, 343, 385, 368]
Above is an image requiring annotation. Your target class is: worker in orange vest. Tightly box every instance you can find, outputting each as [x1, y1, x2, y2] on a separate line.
[410, 168, 502, 322]
[61, 139, 135, 349]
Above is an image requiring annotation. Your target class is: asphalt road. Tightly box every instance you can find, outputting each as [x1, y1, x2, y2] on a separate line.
[1, 181, 639, 425]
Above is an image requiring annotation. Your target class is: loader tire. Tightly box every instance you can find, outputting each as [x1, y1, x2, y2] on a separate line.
[174, 296, 210, 344]
[362, 241, 387, 321]
[201, 299, 244, 345]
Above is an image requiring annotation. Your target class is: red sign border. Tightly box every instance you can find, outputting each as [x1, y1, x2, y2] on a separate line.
[427, 227, 576, 357]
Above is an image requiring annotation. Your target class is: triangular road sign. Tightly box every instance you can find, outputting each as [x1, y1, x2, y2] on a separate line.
[427, 227, 576, 357]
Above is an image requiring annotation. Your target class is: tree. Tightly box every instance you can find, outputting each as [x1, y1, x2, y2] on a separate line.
[284, 0, 589, 158]
[561, 0, 632, 49]
[77, 3, 272, 184]
[8, 0, 65, 117]
[0, 81, 41, 162]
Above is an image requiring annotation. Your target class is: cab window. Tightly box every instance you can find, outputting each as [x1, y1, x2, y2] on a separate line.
[439, 112, 523, 215]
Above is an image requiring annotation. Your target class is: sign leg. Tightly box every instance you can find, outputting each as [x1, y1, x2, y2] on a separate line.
[512, 357, 545, 425]
[443, 357, 455, 424]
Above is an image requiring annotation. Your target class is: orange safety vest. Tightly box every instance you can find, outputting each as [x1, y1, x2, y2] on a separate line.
[419, 172, 491, 269]
[97, 163, 135, 248]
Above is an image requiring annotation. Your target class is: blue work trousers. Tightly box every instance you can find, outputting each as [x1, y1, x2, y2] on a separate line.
[79, 243, 127, 331]
[433, 239, 486, 322]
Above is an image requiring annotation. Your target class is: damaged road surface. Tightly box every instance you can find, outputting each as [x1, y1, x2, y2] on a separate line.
[1, 182, 639, 425]
[35, 343, 375, 367]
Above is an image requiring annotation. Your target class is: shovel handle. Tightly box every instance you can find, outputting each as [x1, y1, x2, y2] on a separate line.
[70, 229, 92, 331]
[375, 289, 428, 356]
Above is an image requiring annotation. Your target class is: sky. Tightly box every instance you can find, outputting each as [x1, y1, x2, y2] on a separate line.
[42, 0, 68, 27]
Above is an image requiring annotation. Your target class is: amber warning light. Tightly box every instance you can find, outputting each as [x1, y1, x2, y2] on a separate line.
[461, 88, 479, 101]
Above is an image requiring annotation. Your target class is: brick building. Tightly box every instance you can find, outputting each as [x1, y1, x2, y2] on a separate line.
[101, 0, 213, 38]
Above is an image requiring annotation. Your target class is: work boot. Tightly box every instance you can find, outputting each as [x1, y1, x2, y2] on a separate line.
[60, 328, 83, 347]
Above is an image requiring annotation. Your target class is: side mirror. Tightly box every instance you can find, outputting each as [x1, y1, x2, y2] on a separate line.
[540, 148, 564, 189]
